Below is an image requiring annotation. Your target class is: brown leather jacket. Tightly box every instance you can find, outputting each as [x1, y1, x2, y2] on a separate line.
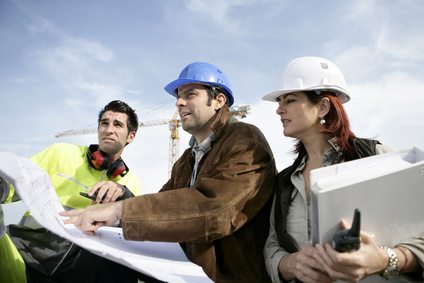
[121, 106, 276, 282]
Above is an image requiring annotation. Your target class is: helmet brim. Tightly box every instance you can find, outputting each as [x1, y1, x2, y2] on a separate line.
[262, 85, 351, 104]
[164, 79, 235, 106]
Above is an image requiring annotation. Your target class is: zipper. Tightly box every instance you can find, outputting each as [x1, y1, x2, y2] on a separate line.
[58, 173, 90, 192]
[50, 242, 75, 276]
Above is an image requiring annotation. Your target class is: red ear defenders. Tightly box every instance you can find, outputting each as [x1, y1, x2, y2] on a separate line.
[87, 144, 129, 178]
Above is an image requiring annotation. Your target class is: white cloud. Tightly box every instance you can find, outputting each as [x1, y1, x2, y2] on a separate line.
[182, 0, 271, 35]
[58, 38, 114, 63]
[185, 0, 243, 24]
[34, 39, 114, 81]
[26, 15, 58, 35]
[347, 70, 424, 151]
[377, 30, 424, 62]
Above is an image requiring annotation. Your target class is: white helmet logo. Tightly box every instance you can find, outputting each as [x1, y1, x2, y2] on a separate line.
[320, 62, 329, 69]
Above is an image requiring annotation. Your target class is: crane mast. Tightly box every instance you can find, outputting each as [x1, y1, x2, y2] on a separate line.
[168, 109, 180, 176]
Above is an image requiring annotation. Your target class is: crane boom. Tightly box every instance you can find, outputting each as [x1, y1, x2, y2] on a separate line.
[55, 105, 250, 138]
[54, 119, 170, 138]
[55, 105, 250, 177]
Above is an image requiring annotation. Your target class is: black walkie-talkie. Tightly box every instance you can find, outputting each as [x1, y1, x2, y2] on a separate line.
[79, 190, 106, 203]
[332, 209, 361, 252]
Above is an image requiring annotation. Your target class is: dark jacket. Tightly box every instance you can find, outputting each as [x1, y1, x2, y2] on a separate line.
[121, 106, 277, 282]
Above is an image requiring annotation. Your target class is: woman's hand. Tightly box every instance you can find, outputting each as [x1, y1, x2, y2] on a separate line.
[315, 220, 388, 283]
[279, 241, 334, 283]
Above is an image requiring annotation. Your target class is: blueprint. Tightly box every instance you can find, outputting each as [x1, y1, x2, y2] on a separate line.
[0, 152, 212, 283]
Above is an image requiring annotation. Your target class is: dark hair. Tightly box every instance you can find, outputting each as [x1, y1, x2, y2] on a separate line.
[294, 91, 357, 158]
[98, 100, 139, 134]
[205, 85, 230, 106]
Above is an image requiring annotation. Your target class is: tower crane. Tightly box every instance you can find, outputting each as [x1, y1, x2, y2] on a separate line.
[55, 105, 251, 176]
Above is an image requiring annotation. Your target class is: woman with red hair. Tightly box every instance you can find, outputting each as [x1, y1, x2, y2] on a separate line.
[262, 56, 423, 282]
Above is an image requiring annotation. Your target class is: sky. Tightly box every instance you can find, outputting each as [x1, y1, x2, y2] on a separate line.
[1, 0, 424, 225]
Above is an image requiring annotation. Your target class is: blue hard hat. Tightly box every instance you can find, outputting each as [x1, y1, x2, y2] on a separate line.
[164, 62, 234, 106]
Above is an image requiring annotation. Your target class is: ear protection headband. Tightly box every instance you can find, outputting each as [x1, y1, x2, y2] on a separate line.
[87, 144, 129, 178]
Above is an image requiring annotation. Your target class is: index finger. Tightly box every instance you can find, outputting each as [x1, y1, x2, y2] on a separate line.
[60, 209, 83, 217]
[59, 209, 84, 224]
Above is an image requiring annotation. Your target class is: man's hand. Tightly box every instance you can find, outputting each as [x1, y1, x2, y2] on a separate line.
[88, 181, 126, 204]
[60, 201, 123, 235]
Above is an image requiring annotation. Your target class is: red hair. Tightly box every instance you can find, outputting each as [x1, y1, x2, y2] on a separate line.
[294, 91, 357, 158]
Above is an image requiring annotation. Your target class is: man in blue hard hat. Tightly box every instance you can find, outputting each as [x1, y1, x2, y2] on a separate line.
[62, 62, 276, 282]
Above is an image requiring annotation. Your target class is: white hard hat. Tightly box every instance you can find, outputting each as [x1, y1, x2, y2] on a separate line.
[262, 56, 351, 103]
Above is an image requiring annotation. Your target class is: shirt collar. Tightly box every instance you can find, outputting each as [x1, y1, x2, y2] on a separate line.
[322, 137, 343, 166]
[192, 132, 216, 155]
